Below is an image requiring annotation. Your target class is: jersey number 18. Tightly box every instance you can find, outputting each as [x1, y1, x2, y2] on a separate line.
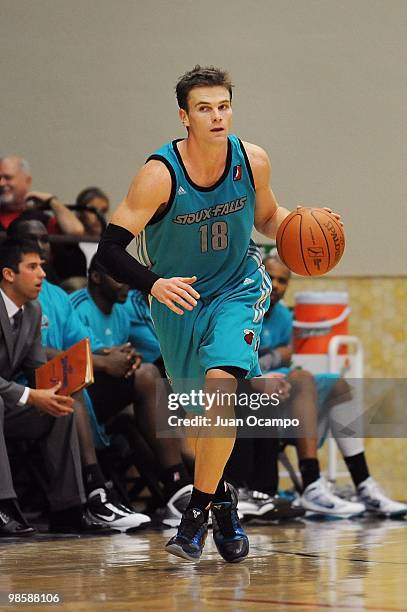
[199, 221, 228, 253]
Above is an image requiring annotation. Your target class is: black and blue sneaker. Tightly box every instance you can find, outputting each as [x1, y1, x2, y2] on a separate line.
[165, 507, 208, 562]
[211, 483, 249, 563]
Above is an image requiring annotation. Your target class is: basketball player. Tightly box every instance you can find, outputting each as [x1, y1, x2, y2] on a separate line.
[96, 65, 341, 562]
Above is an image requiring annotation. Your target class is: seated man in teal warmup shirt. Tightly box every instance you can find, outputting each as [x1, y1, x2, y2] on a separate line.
[259, 250, 406, 518]
[70, 255, 193, 526]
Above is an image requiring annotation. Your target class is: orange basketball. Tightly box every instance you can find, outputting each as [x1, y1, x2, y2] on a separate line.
[276, 207, 345, 276]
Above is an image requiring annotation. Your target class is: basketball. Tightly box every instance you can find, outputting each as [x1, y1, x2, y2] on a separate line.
[276, 207, 345, 276]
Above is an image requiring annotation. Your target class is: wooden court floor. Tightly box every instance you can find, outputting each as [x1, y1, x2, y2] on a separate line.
[0, 518, 406, 611]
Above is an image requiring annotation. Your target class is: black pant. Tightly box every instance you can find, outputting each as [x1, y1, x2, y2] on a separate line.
[225, 436, 280, 495]
[87, 372, 135, 424]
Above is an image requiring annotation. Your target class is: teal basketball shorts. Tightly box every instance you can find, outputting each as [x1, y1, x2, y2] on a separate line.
[150, 266, 271, 390]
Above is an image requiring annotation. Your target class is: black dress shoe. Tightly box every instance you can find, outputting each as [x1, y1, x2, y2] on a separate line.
[0, 500, 36, 537]
[48, 508, 118, 535]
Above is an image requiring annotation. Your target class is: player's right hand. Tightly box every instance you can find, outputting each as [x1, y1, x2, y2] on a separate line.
[29, 382, 74, 417]
[151, 276, 200, 315]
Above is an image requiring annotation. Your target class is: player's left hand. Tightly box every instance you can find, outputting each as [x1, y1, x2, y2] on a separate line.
[322, 207, 343, 226]
[296, 205, 343, 227]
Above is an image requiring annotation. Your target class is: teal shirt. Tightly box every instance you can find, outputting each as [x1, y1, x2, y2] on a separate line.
[70, 288, 130, 347]
[38, 280, 109, 449]
[39, 279, 104, 352]
[260, 302, 293, 350]
[134, 134, 259, 299]
[123, 290, 161, 363]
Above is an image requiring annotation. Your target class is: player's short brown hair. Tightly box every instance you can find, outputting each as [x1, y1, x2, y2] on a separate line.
[176, 65, 233, 111]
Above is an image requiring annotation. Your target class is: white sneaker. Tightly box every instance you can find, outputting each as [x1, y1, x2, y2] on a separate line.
[357, 477, 407, 517]
[237, 488, 279, 521]
[87, 488, 151, 532]
[238, 488, 305, 522]
[300, 478, 365, 518]
[161, 484, 193, 528]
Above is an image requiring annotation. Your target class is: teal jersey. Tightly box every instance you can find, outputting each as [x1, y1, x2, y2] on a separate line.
[70, 288, 130, 348]
[123, 289, 161, 363]
[134, 134, 259, 298]
[260, 302, 293, 350]
[39, 279, 104, 352]
[37, 281, 109, 448]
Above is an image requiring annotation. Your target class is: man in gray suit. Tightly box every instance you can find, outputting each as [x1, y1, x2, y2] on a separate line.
[0, 238, 112, 535]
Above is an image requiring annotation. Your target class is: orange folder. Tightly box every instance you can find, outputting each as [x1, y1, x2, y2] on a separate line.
[35, 338, 94, 396]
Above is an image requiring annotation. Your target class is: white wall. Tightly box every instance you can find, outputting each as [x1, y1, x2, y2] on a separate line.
[2, 0, 406, 275]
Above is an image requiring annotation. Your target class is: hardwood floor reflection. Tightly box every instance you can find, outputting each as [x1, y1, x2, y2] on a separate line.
[0, 518, 406, 610]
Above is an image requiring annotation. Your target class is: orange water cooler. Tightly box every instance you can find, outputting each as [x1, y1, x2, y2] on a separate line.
[292, 291, 351, 374]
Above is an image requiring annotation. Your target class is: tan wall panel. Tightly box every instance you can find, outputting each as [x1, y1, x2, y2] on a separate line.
[1, 0, 407, 274]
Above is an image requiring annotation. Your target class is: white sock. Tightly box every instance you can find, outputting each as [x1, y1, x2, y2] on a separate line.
[336, 435, 365, 458]
[328, 399, 365, 457]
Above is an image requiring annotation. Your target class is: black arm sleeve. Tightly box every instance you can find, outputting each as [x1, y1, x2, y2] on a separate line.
[96, 223, 160, 293]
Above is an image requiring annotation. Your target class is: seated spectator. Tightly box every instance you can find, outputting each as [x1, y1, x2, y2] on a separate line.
[73, 187, 111, 276]
[0, 239, 111, 536]
[258, 251, 407, 518]
[123, 289, 193, 483]
[70, 255, 193, 525]
[6, 216, 61, 284]
[48, 185, 110, 282]
[0, 156, 84, 236]
[76, 186, 109, 238]
[0, 155, 88, 282]
[7, 218, 150, 531]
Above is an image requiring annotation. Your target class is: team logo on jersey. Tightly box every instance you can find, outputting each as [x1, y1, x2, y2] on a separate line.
[233, 164, 242, 181]
[244, 329, 255, 345]
[177, 186, 187, 195]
